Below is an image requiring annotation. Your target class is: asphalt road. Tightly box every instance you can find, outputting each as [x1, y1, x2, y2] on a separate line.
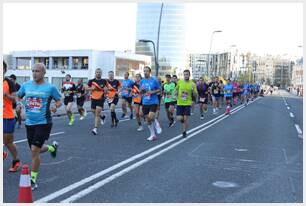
[3, 90, 303, 203]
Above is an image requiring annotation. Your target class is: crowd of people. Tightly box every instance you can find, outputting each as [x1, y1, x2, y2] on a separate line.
[3, 61, 261, 190]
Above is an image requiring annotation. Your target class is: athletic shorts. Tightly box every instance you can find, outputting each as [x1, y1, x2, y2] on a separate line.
[64, 96, 74, 106]
[225, 96, 232, 101]
[142, 104, 158, 116]
[165, 101, 176, 109]
[26, 123, 52, 148]
[107, 97, 119, 107]
[176, 105, 191, 116]
[198, 96, 208, 104]
[3, 118, 15, 134]
[91, 98, 105, 109]
[77, 97, 85, 107]
[211, 95, 220, 102]
[134, 101, 142, 106]
[122, 96, 133, 104]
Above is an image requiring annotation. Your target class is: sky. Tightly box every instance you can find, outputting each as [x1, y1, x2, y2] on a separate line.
[3, 3, 303, 58]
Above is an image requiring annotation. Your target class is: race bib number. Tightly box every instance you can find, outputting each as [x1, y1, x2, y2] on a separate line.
[144, 93, 151, 100]
[77, 93, 82, 98]
[200, 97, 206, 102]
[214, 89, 218, 94]
[64, 91, 70, 97]
[181, 92, 188, 101]
[27, 97, 43, 112]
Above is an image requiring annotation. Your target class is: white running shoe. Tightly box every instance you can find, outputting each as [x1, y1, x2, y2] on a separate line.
[92, 128, 98, 135]
[137, 126, 144, 131]
[154, 121, 162, 134]
[147, 135, 157, 141]
[200, 115, 204, 120]
[80, 116, 84, 120]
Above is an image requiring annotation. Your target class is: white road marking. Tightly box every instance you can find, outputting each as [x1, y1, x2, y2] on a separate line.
[61, 100, 250, 203]
[36, 98, 260, 203]
[295, 124, 303, 135]
[290, 112, 294, 118]
[13, 132, 65, 144]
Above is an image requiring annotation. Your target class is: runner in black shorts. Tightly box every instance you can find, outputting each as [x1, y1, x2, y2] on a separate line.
[106, 71, 121, 127]
[86, 68, 107, 135]
[75, 79, 87, 120]
[61, 74, 76, 126]
[196, 77, 209, 119]
[163, 74, 176, 127]
[120, 72, 134, 119]
[132, 73, 144, 131]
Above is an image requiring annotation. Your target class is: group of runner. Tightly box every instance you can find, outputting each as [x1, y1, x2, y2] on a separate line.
[3, 61, 260, 191]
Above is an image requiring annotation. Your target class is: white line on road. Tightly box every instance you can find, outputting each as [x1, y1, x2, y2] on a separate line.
[61, 100, 251, 203]
[294, 124, 303, 135]
[289, 112, 294, 118]
[36, 98, 261, 203]
[282, 148, 289, 164]
[13, 132, 65, 144]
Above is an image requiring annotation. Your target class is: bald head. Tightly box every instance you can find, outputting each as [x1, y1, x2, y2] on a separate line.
[32, 63, 46, 84]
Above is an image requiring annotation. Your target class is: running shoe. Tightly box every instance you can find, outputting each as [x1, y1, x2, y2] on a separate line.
[137, 125, 144, 131]
[79, 116, 85, 120]
[200, 115, 204, 120]
[3, 151, 8, 160]
[50, 141, 58, 158]
[100, 115, 106, 125]
[31, 179, 38, 191]
[130, 113, 133, 120]
[182, 131, 187, 138]
[114, 119, 119, 127]
[8, 159, 21, 172]
[121, 113, 126, 119]
[92, 128, 98, 135]
[147, 135, 157, 141]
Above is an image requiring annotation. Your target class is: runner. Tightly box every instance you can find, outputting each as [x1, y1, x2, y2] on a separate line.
[209, 76, 221, 114]
[132, 73, 144, 131]
[61, 74, 76, 126]
[219, 79, 225, 108]
[75, 79, 87, 120]
[241, 81, 249, 106]
[191, 79, 197, 115]
[232, 80, 240, 105]
[106, 71, 121, 127]
[3, 61, 21, 172]
[9, 74, 22, 129]
[196, 77, 209, 120]
[224, 79, 234, 115]
[163, 74, 176, 127]
[120, 72, 134, 119]
[172, 75, 178, 86]
[16, 63, 61, 190]
[175, 69, 198, 138]
[85, 68, 107, 135]
[139, 66, 162, 141]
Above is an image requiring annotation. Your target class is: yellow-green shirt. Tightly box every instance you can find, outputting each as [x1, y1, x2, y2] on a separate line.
[176, 80, 197, 106]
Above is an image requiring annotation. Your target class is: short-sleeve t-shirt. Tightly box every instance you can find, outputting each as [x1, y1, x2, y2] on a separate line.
[106, 79, 121, 100]
[176, 80, 197, 106]
[163, 82, 176, 103]
[87, 78, 107, 100]
[62, 81, 76, 98]
[121, 79, 134, 97]
[75, 83, 85, 98]
[224, 84, 234, 97]
[139, 77, 160, 105]
[211, 82, 221, 96]
[16, 80, 62, 125]
[196, 82, 209, 97]
[3, 78, 16, 119]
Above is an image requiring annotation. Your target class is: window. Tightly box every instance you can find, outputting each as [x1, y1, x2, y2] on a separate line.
[16, 57, 31, 70]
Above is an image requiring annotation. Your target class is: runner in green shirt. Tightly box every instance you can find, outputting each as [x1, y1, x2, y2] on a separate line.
[163, 74, 176, 127]
[175, 70, 198, 138]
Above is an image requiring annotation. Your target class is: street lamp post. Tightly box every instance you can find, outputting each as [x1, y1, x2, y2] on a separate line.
[156, 3, 164, 77]
[139, 39, 159, 76]
[207, 30, 222, 78]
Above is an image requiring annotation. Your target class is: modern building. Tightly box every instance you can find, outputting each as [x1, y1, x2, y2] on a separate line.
[291, 57, 303, 90]
[135, 3, 187, 77]
[5, 50, 151, 89]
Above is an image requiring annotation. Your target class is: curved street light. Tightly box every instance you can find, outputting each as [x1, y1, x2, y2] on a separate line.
[207, 30, 222, 78]
[139, 39, 159, 76]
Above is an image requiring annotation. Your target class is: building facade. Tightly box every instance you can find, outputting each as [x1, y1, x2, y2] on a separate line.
[291, 57, 303, 90]
[5, 50, 151, 89]
[135, 3, 187, 77]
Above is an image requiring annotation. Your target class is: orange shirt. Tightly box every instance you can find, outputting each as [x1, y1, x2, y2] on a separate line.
[3, 79, 16, 119]
[132, 84, 142, 104]
[106, 79, 121, 99]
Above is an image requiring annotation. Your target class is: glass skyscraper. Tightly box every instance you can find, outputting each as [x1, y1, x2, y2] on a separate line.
[135, 3, 187, 76]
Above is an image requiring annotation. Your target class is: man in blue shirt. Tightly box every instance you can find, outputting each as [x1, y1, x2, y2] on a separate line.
[120, 72, 134, 119]
[16, 63, 62, 191]
[224, 79, 234, 115]
[139, 66, 162, 141]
